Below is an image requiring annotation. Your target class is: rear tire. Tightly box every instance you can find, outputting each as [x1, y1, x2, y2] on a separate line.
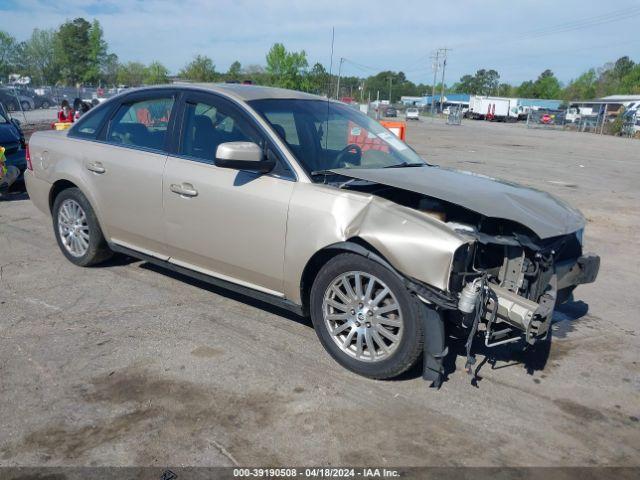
[20, 101, 31, 111]
[52, 188, 112, 267]
[310, 253, 424, 379]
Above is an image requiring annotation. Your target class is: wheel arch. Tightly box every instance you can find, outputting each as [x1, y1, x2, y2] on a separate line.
[48, 177, 108, 240]
[49, 179, 79, 213]
[299, 237, 399, 316]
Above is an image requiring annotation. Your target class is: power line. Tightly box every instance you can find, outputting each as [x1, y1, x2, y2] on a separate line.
[517, 6, 640, 39]
[439, 48, 450, 112]
[430, 50, 439, 115]
[401, 5, 640, 74]
[330, 6, 640, 89]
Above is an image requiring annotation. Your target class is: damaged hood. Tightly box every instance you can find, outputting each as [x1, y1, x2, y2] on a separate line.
[331, 166, 585, 239]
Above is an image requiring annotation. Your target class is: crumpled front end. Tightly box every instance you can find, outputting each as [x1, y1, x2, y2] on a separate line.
[449, 228, 600, 347]
[327, 168, 600, 348]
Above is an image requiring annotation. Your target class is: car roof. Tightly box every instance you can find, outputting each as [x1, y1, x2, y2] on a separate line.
[128, 83, 325, 102]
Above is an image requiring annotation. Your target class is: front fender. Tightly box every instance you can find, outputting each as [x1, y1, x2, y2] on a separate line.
[283, 183, 467, 303]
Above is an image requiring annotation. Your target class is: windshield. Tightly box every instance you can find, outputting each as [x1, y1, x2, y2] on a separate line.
[249, 99, 425, 177]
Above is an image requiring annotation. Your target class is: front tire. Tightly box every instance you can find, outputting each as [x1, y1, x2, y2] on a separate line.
[310, 253, 424, 379]
[52, 188, 112, 266]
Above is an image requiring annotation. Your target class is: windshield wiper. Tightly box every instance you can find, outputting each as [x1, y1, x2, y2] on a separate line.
[384, 162, 426, 169]
[310, 169, 338, 176]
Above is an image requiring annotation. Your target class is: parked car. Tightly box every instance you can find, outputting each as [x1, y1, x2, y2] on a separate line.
[0, 89, 19, 112]
[539, 109, 566, 125]
[384, 106, 397, 117]
[8, 87, 54, 109]
[32, 93, 55, 109]
[0, 87, 35, 111]
[405, 107, 420, 120]
[25, 85, 599, 385]
[0, 102, 26, 179]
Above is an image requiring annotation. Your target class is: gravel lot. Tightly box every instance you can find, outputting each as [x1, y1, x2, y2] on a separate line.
[9, 107, 59, 125]
[0, 118, 638, 467]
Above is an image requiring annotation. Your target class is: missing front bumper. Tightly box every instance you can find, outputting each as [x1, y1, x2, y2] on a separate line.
[483, 253, 600, 345]
[557, 253, 600, 289]
[483, 284, 548, 345]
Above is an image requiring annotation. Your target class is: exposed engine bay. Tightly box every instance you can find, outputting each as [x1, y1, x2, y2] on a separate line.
[335, 178, 600, 353]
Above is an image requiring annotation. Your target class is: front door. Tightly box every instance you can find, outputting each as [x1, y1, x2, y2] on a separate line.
[162, 93, 294, 296]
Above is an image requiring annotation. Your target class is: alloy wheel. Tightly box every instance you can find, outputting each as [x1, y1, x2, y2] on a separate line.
[322, 271, 404, 362]
[57, 199, 90, 257]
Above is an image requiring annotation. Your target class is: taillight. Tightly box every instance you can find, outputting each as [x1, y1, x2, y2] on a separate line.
[26, 144, 33, 171]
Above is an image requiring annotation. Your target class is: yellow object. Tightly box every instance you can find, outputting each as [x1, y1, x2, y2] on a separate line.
[0, 146, 6, 178]
[54, 122, 73, 131]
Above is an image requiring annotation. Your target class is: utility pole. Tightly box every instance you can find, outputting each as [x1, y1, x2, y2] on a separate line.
[388, 76, 393, 103]
[430, 50, 440, 116]
[439, 48, 450, 114]
[335, 57, 344, 100]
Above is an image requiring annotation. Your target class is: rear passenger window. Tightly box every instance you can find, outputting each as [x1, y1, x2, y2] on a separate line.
[107, 97, 174, 151]
[180, 101, 260, 162]
[69, 104, 112, 139]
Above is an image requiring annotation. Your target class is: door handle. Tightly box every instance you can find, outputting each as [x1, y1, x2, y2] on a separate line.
[86, 161, 106, 174]
[170, 183, 198, 197]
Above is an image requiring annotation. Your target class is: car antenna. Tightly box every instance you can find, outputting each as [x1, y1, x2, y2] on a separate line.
[325, 26, 334, 152]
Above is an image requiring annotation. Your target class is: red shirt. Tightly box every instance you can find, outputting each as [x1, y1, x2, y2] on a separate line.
[58, 110, 74, 123]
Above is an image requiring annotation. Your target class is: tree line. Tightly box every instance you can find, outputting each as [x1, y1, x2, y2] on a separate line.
[0, 17, 638, 103]
[450, 58, 640, 101]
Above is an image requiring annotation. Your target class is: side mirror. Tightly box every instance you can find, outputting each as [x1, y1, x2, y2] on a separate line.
[214, 141, 275, 173]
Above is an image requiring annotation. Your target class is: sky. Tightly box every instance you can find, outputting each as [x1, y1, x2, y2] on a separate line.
[2, 0, 640, 86]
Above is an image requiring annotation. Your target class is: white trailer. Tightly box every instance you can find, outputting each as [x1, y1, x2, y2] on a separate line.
[467, 95, 518, 121]
[566, 106, 594, 123]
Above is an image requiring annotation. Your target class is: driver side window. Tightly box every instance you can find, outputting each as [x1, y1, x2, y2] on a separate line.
[180, 100, 261, 163]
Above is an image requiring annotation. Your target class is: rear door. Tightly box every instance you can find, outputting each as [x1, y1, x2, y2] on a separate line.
[81, 90, 178, 257]
[162, 92, 295, 296]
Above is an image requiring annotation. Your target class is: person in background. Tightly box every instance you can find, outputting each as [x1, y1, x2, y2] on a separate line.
[80, 101, 91, 115]
[0, 146, 19, 198]
[58, 99, 74, 123]
[73, 98, 92, 121]
[73, 98, 82, 121]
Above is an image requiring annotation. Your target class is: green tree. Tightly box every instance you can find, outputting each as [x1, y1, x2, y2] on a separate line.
[613, 56, 635, 79]
[102, 53, 119, 86]
[496, 83, 514, 97]
[20, 29, 58, 85]
[117, 61, 147, 86]
[0, 31, 18, 80]
[265, 43, 308, 89]
[85, 19, 108, 84]
[361, 71, 420, 102]
[180, 55, 217, 82]
[620, 64, 640, 94]
[453, 69, 500, 95]
[533, 69, 562, 98]
[307, 62, 329, 95]
[226, 61, 241, 81]
[54, 18, 93, 85]
[144, 61, 169, 84]
[563, 69, 597, 101]
[516, 70, 561, 99]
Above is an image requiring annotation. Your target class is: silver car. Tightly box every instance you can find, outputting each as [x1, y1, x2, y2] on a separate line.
[25, 84, 599, 385]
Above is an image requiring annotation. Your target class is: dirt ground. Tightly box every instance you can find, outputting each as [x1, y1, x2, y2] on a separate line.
[0, 118, 638, 468]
